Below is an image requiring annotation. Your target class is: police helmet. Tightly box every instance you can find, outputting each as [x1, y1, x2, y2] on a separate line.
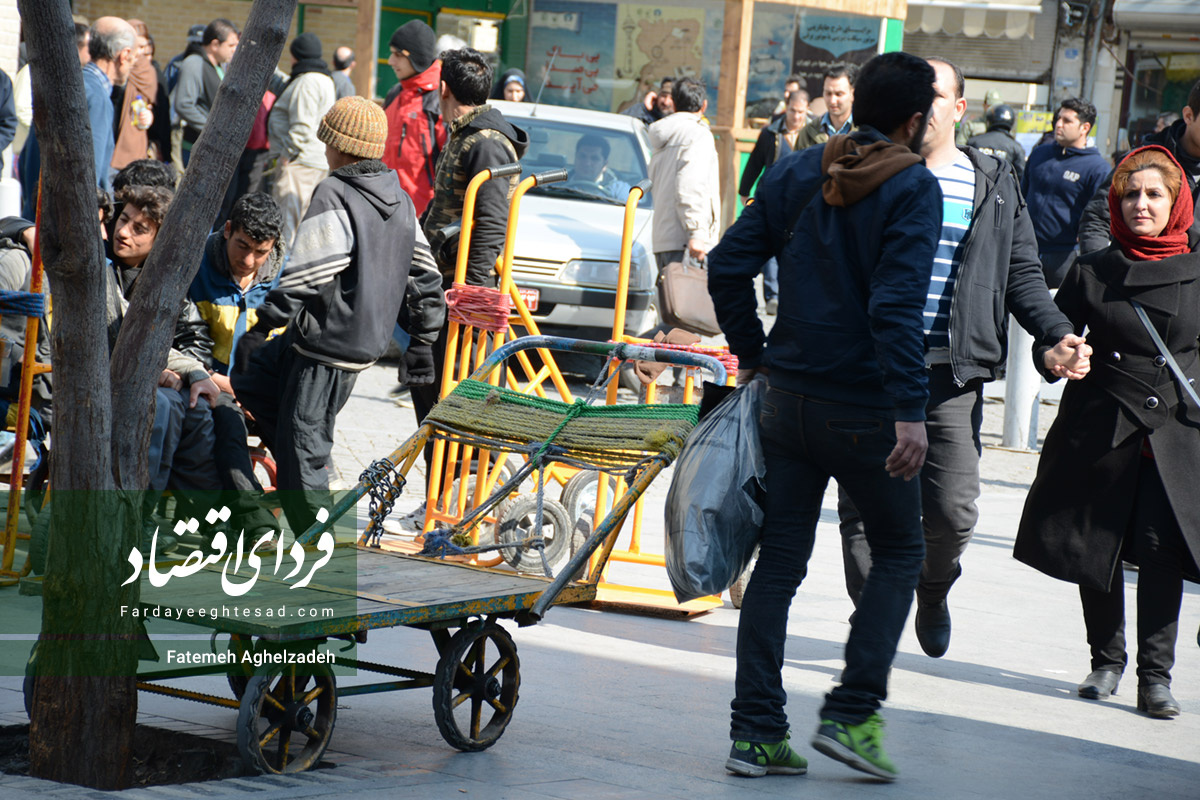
[986, 104, 1016, 131]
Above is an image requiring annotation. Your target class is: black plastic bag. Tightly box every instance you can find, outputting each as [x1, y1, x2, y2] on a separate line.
[664, 377, 766, 602]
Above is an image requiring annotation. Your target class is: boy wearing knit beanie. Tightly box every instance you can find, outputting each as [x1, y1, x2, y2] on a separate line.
[232, 96, 446, 535]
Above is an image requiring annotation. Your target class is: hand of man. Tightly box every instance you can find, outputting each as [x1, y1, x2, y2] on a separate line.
[736, 366, 768, 386]
[189, 377, 220, 409]
[885, 420, 927, 480]
[210, 372, 235, 396]
[1043, 333, 1092, 380]
[136, 106, 154, 130]
[234, 328, 268, 375]
[686, 238, 707, 262]
[397, 343, 435, 387]
[158, 369, 182, 390]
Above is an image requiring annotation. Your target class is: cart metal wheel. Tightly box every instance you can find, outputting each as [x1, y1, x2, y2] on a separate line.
[29, 497, 51, 575]
[496, 495, 571, 573]
[559, 471, 617, 528]
[432, 622, 520, 752]
[237, 660, 336, 774]
[23, 641, 38, 718]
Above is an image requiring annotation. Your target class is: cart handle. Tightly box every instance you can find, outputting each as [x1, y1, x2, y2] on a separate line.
[469, 335, 728, 386]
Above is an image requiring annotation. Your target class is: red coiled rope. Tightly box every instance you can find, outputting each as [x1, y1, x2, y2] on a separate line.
[615, 340, 739, 373]
[446, 282, 512, 333]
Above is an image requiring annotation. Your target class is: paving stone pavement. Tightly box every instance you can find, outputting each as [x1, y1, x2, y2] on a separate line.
[1, 360, 1199, 798]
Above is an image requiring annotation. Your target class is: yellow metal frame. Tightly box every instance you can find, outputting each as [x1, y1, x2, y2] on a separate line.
[0, 187, 50, 586]
[579, 183, 734, 614]
[415, 167, 580, 565]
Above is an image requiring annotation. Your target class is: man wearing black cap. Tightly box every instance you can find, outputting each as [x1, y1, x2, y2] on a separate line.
[383, 20, 445, 216]
[268, 32, 337, 250]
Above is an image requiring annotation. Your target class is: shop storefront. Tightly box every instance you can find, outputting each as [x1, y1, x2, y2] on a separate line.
[1114, 0, 1200, 144]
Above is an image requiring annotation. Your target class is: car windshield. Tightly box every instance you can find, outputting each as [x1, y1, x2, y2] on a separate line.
[507, 116, 652, 209]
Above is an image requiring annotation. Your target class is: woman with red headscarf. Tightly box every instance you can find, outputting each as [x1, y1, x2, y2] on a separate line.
[1016, 145, 1200, 719]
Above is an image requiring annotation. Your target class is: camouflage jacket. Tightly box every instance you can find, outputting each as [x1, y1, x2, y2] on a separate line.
[421, 104, 528, 286]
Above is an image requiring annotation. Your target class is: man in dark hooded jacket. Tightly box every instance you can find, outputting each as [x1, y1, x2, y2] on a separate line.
[233, 96, 446, 534]
[1078, 79, 1200, 255]
[413, 48, 526, 436]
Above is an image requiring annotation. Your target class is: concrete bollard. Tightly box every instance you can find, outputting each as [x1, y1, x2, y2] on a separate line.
[1002, 314, 1040, 450]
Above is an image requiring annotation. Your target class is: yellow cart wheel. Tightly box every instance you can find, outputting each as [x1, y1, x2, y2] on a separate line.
[433, 621, 520, 752]
[237, 660, 336, 774]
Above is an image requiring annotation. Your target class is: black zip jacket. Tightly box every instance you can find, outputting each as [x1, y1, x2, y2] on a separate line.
[1077, 120, 1200, 256]
[948, 147, 1073, 384]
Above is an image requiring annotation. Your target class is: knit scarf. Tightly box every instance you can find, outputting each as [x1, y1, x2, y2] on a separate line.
[288, 58, 332, 84]
[1107, 144, 1194, 262]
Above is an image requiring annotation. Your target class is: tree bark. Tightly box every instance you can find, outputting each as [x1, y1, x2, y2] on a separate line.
[110, 0, 296, 491]
[20, 0, 296, 789]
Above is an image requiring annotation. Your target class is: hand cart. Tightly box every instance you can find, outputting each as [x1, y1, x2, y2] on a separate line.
[24, 336, 725, 775]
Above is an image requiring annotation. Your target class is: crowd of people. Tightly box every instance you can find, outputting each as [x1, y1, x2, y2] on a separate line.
[2, 11, 1198, 787]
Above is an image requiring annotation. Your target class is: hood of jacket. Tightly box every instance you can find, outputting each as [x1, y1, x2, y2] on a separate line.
[647, 111, 709, 150]
[403, 60, 441, 94]
[820, 127, 923, 207]
[331, 159, 404, 220]
[203, 229, 283, 287]
[452, 105, 529, 157]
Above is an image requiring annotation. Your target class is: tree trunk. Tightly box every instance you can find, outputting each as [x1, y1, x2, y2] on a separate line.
[20, 0, 295, 788]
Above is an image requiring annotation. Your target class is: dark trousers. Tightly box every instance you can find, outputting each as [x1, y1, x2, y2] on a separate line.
[211, 392, 278, 533]
[839, 367, 983, 606]
[410, 317, 452, 489]
[730, 387, 924, 741]
[232, 334, 358, 534]
[1081, 459, 1190, 687]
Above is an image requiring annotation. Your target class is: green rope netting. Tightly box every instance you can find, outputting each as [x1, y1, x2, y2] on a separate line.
[425, 378, 699, 464]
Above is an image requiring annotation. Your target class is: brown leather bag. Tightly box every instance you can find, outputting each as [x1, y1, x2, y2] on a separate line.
[659, 255, 722, 337]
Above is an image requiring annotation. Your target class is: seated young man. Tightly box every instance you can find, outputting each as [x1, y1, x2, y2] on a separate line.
[108, 183, 222, 549]
[189, 192, 284, 534]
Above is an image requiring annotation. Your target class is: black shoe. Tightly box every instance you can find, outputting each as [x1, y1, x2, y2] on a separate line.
[1137, 684, 1180, 718]
[914, 600, 951, 658]
[1077, 669, 1120, 699]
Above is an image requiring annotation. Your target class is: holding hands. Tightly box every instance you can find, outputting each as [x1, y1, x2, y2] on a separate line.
[1044, 333, 1092, 380]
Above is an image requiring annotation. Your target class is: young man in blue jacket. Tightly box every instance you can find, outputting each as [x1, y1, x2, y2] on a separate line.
[709, 51, 939, 782]
[839, 59, 1091, 662]
[1021, 98, 1111, 287]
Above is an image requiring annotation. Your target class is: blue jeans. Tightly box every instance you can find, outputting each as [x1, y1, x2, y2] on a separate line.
[730, 387, 925, 742]
[761, 256, 778, 301]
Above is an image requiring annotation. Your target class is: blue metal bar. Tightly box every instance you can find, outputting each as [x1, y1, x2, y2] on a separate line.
[338, 678, 435, 697]
[470, 335, 728, 386]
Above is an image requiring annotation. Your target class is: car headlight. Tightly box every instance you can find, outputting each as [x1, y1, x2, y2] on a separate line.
[560, 256, 654, 293]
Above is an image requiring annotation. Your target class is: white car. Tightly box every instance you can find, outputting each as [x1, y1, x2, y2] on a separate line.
[490, 100, 659, 341]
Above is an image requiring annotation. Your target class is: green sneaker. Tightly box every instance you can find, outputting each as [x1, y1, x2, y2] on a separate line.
[811, 713, 897, 781]
[725, 732, 808, 777]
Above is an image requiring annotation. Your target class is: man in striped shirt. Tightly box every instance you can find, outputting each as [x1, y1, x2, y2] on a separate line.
[838, 58, 1090, 659]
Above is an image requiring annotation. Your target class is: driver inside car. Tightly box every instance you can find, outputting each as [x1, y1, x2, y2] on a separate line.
[568, 134, 631, 200]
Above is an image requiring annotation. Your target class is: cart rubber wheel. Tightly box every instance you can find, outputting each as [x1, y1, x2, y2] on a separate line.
[23, 641, 38, 719]
[559, 471, 617, 529]
[728, 547, 759, 609]
[237, 660, 336, 774]
[496, 495, 571, 573]
[29, 497, 51, 575]
[226, 634, 255, 699]
[432, 621, 520, 751]
[566, 511, 594, 582]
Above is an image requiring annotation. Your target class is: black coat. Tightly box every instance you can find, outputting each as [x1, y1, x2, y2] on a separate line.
[1014, 241, 1200, 591]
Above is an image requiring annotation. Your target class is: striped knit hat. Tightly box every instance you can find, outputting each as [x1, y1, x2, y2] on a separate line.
[318, 96, 387, 160]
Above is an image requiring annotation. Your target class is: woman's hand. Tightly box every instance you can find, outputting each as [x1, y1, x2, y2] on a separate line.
[1044, 333, 1092, 380]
